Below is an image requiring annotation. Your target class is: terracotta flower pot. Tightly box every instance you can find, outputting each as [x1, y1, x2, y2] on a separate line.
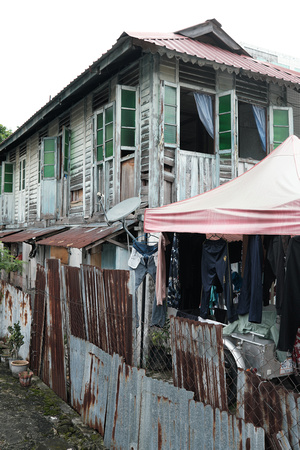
[19, 370, 33, 387]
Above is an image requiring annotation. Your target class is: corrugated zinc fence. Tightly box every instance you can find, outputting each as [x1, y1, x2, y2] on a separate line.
[170, 316, 228, 410]
[5, 260, 300, 448]
[69, 335, 265, 449]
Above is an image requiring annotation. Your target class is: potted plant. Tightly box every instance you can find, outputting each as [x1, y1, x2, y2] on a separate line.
[7, 322, 28, 376]
[7, 321, 24, 359]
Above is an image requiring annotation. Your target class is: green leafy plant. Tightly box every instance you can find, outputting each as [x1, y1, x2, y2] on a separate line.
[150, 318, 171, 353]
[148, 318, 172, 371]
[7, 321, 24, 358]
[0, 245, 24, 273]
[0, 124, 12, 143]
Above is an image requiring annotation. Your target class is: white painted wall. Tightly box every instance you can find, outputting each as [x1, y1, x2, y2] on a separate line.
[69, 248, 82, 268]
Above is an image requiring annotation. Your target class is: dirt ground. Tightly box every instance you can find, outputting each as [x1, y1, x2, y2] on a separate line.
[0, 361, 106, 449]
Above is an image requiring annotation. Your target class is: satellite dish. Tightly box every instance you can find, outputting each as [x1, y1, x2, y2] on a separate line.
[106, 197, 141, 223]
[104, 197, 141, 240]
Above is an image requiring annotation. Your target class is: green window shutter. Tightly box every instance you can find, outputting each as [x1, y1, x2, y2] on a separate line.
[164, 85, 177, 145]
[0, 165, 2, 195]
[121, 89, 136, 147]
[218, 94, 232, 153]
[43, 137, 56, 178]
[105, 105, 114, 158]
[273, 109, 290, 149]
[4, 163, 13, 193]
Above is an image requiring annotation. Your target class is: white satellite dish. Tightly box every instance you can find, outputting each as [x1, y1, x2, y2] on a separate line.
[103, 197, 141, 240]
[106, 197, 141, 223]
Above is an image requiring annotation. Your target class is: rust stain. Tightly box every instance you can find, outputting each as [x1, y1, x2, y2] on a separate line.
[20, 300, 26, 309]
[245, 437, 251, 450]
[6, 290, 12, 313]
[83, 358, 96, 415]
[157, 419, 162, 450]
[112, 364, 122, 442]
[94, 416, 104, 437]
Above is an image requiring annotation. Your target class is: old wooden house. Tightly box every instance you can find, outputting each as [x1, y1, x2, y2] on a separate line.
[1, 18, 300, 289]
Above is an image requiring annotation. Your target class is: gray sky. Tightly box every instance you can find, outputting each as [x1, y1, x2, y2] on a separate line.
[2, 0, 300, 132]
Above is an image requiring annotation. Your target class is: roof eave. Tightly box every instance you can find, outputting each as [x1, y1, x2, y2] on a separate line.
[150, 45, 300, 91]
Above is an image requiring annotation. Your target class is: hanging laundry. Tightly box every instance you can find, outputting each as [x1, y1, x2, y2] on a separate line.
[263, 235, 289, 314]
[237, 235, 263, 323]
[167, 233, 181, 309]
[155, 233, 170, 306]
[200, 238, 237, 323]
[128, 239, 166, 328]
[278, 236, 300, 352]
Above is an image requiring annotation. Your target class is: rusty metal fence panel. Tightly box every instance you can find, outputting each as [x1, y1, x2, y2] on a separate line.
[103, 269, 133, 365]
[0, 280, 31, 360]
[81, 265, 100, 347]
[104, 355, 143, 448]
[42, 258, 67, 401]
[69, 335, 265, 449]
[237, 369, 300, 448]
[30, 264, 46, 374]
[188, 400, 265, 449]
[170, 316, 228, 411]
[62, 265, 86, 340]
[136, 376, 194, 450]
[78, 265, 133, 364]
[69, 335, 121, 435]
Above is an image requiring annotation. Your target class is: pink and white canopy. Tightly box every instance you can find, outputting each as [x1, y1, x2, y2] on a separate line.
[144, 135, 300, 236]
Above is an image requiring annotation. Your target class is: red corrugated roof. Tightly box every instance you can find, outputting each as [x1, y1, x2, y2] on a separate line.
[1, 227, 67, 243]
[37, 223, 127, 249]
[128, 32, 300, 86]
[0, 230, 24, 239]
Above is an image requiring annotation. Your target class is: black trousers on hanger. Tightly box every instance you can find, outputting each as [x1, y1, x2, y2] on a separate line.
[278, 237, 300, 352]
[200, 239, 237, 323]
[237, 235, 263, 323]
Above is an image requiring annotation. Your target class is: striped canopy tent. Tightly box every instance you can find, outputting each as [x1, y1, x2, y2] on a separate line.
[144, 135, 300, 236]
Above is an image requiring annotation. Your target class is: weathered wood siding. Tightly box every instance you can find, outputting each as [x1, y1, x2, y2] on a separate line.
[176, 151, 216, 201]
[69, 100, 85, 218]
[160, 56, 177, 206]
[140, 53, 158, 207]
[84, 94, 93, 218]
[28, 133, 40, 222]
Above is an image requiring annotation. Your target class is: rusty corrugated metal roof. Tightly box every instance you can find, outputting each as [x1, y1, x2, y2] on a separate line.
[0, 226, 67, 243]
[128, 31, 300, 86]
[0, 229, 24, 239]
[37, 223, 128, 248]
